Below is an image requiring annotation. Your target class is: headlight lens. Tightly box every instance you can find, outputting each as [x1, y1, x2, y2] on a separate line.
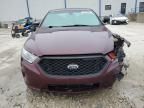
[21, 48, 38, 63]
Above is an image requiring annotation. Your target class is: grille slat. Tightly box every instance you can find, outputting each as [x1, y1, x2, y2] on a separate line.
[38, 56, 107, 76]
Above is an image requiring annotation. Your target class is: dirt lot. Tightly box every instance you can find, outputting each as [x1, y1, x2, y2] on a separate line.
[0, 23, 144, 108]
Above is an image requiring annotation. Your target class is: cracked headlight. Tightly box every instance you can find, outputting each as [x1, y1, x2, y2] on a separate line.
[21, 48, 38, 63]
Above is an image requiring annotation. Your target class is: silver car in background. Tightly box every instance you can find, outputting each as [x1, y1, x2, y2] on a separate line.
[110, 14, 129, 25]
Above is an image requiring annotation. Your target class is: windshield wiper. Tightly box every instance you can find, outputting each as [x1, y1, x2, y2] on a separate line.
[60, 24, 95, 27]
[47, 25, 96, 28]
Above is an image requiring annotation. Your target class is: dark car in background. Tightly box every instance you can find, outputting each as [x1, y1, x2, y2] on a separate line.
[21, 8, 130, 92]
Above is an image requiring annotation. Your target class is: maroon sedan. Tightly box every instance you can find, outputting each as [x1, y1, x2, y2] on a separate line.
[21, 8, 130, 92]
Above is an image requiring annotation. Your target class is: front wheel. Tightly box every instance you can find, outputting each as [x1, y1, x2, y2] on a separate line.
[15, 34, 20, 38]
[111, 20, 117, 25]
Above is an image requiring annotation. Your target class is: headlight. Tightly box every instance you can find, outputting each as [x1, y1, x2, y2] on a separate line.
[21, 48, 38, 63]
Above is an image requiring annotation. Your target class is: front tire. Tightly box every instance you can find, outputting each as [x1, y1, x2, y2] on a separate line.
[15, 34, 20, 38]
[111, 20, 117, 25]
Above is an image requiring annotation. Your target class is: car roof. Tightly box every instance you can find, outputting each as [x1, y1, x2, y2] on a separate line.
[48, 8, 94, 13]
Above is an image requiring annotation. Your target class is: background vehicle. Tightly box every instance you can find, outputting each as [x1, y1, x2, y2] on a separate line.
[103, 14, 129, 25]
[11, 17, 39, 38]
[110, 14, 129, 25]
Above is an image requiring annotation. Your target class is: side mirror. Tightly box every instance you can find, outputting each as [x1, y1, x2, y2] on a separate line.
[102, 16, 110, 25]
[103, 23, 107, 25]
[101, 19, 108, 25]
[100, 18, 107, 25]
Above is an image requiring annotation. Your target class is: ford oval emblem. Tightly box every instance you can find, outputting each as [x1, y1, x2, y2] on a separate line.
[67, 64, 79, 70]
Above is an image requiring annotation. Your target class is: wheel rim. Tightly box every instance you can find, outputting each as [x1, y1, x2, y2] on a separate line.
[16, 34, 20, 38]
[114, 21, 117, 24]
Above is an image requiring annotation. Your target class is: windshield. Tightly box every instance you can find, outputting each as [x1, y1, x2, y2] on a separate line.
[41, 10, 102, 27]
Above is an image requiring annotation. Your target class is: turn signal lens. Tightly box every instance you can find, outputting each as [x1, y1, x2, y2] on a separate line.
[108, 51, 116, 60]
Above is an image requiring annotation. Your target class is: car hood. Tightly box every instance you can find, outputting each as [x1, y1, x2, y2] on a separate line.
[25, 27, 114, 56]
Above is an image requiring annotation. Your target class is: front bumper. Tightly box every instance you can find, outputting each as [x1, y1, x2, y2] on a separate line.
[21, 57, 121, 92]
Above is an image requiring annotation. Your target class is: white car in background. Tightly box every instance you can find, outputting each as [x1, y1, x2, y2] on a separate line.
[110, 14, 129, 25]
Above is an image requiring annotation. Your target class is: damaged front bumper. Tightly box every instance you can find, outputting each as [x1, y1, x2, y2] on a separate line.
[21, 55, 122, 92]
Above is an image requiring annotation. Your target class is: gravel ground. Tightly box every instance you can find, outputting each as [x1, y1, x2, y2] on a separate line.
[0, 23, 144, 108]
